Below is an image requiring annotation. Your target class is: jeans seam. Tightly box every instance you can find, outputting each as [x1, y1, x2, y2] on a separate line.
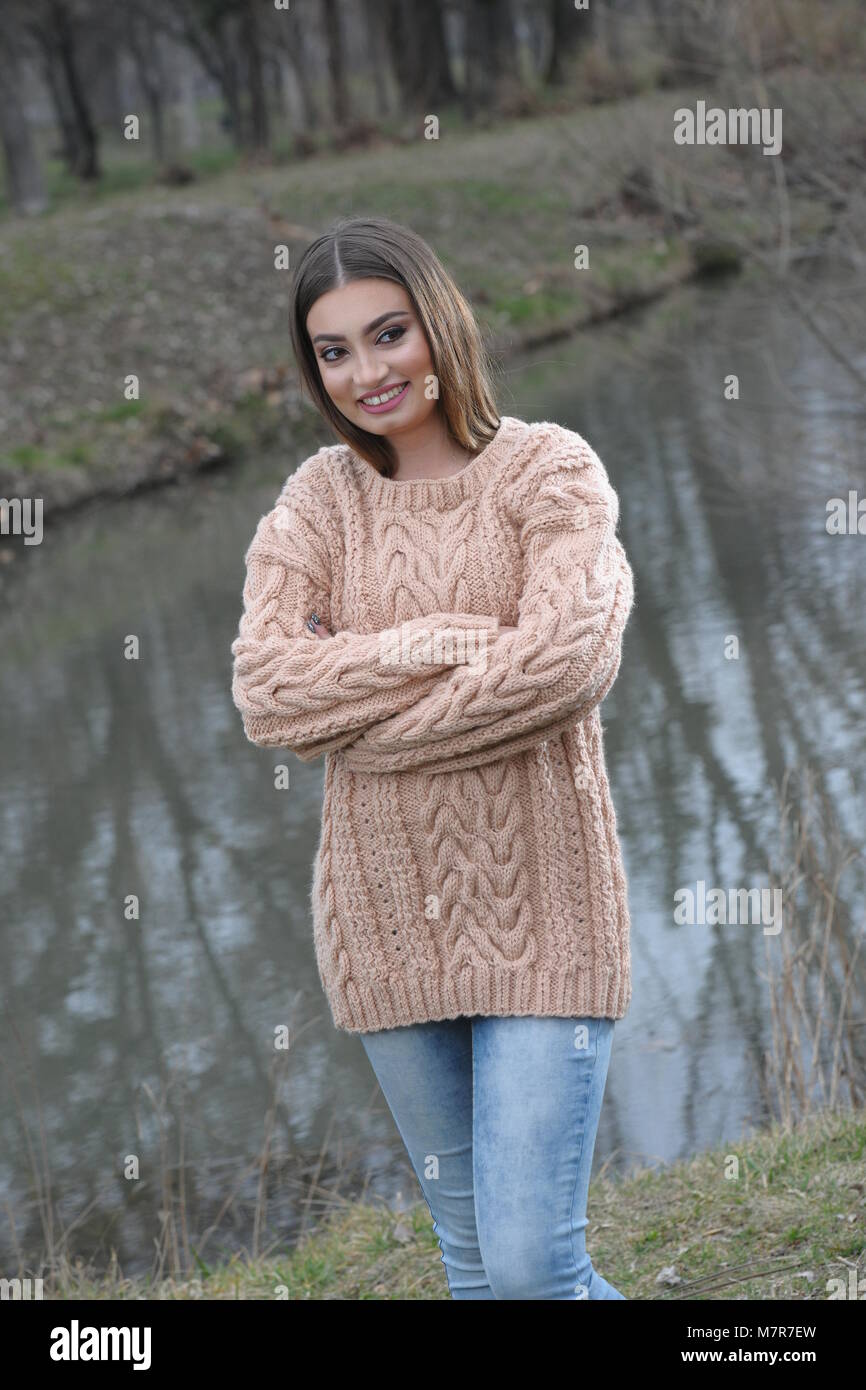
[470, 1016, 489, 1297]
[568, 1018, 601, 1299]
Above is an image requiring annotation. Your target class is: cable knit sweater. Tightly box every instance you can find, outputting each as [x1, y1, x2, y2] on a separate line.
[231, 415, 635, 1033]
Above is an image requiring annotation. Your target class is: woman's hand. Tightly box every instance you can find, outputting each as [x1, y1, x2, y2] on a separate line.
[306, 612, 333, 639]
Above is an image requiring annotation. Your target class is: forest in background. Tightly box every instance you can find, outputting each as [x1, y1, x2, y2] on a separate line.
[0, 0, 863, 513]
[1, 0, 863, 215]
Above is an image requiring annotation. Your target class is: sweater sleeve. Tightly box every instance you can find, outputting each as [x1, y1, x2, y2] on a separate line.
[339, 430, 634, 775]
[230, 483, 501, 762]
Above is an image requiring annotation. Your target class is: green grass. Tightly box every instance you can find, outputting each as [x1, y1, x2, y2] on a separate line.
[0, 127, 240, 219]
[594, 240, 686, 294]
[205, 391, 285, 459]
[37, 1102, 866, 1301]
[0, 442, 92, 473]
[494, 284, 577, 326]
[92, 399, 147, 424]
[0, 240, 78, 319]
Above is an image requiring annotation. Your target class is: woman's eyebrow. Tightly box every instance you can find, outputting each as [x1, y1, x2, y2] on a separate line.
[312, 309, 410, 344]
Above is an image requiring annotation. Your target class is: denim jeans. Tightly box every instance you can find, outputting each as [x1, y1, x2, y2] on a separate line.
[359, 1012, 624, 1300]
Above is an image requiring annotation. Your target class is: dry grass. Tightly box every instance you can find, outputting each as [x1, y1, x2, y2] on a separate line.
[761, 765, 866, 1127]
[24, 1103, 866, 1300]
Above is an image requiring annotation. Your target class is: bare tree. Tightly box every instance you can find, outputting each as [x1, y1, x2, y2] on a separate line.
[361, 0, 392, 119]
[415, 0, 458, 107]
[172, 39, 203, 152]
[0, 6, 48, 213]
[153, 0, 270, 152]
[383, 0, 456, 117]
[276, 6, 321, 133]
[24, 0, 102, 180]
[545, 0, 595, 85]
[463, 0, 520, 116]
[322, 0, 350, 129]
[124, 1, 170, 164]
[241, 0, 269, 149]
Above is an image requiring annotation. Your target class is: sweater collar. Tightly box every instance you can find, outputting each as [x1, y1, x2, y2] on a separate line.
[348, 415, 520, 510]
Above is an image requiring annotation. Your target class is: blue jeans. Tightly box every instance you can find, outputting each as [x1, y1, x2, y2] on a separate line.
[359, 1013, 624, 1300]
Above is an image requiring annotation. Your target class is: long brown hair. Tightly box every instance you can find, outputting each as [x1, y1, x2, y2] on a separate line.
[289, 215, 501, 477]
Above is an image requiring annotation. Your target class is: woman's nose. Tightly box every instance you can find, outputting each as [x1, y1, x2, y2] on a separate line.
[352, 347, 387, 388]
[354, 371, 387, 396]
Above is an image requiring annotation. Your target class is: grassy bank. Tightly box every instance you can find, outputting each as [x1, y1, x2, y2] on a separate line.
[38, 1103, 866, 1300]
[0, 66, 858, 519]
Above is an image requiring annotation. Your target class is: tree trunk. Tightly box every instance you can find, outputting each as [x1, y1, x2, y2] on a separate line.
[382, 0, 417, 114]
[0, 28, 48, 214]
[280, 19, 318, 131]
[174, 47, 201, 152]
[362, 0, 393, 118]
[52, 0, 101, 178]
[463, 0, 506, 115]
[383, 0, 447, 116]
[490, 0, 519, 83]
[90, 34, 127, 129]
[265, 52, 286, 119]
[414, 0, 457, 107]
[463, 0, 523, 110]
[604, 0, 627, 65]
[126, 19, 166, 164]
[39, 41, 79, 171]
[213, 21, 246, 147]
[524, 0, 547, 76]
[322, 0, 349, 129]
[545, 0, 594, 85]
[145, 78, 165, 163]
[153, 1, 248, 150]
[382, 0, 455, 116]
[243, 0, 270, 150]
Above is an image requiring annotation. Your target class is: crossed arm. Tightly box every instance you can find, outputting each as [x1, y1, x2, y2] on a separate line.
[231, 441, 634, 773]
[337, 455, 634, 774]
[230, 501, 502, 763]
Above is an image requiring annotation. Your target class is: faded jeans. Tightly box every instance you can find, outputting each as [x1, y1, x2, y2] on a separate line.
[359, 1013, 624, 1300]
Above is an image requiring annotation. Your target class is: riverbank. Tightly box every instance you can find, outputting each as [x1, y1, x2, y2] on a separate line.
[1, 65, 858, 523]
[35, 1103, 866, 1300]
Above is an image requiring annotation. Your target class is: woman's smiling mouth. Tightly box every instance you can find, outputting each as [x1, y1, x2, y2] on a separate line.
[357, 381, 410, 413]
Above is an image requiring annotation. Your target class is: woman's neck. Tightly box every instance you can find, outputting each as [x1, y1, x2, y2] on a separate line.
[387, 413, 474, 481]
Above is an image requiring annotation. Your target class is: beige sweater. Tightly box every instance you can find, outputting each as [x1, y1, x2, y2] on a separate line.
[231, 415, 635, 1033]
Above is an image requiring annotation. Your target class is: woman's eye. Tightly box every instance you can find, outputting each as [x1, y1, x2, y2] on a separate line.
[319, 325, 405, 362]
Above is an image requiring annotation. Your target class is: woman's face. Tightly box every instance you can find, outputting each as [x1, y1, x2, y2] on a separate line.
[306, 278, 437, 438]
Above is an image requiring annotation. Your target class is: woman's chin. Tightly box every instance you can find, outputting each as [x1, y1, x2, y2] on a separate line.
[356, 406, 418, 434]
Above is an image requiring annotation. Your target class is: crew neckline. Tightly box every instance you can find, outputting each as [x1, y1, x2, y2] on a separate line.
[350, 415, 518, 510]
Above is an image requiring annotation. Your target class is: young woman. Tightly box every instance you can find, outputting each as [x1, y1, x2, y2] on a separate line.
[231, 215, 635, 1300]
